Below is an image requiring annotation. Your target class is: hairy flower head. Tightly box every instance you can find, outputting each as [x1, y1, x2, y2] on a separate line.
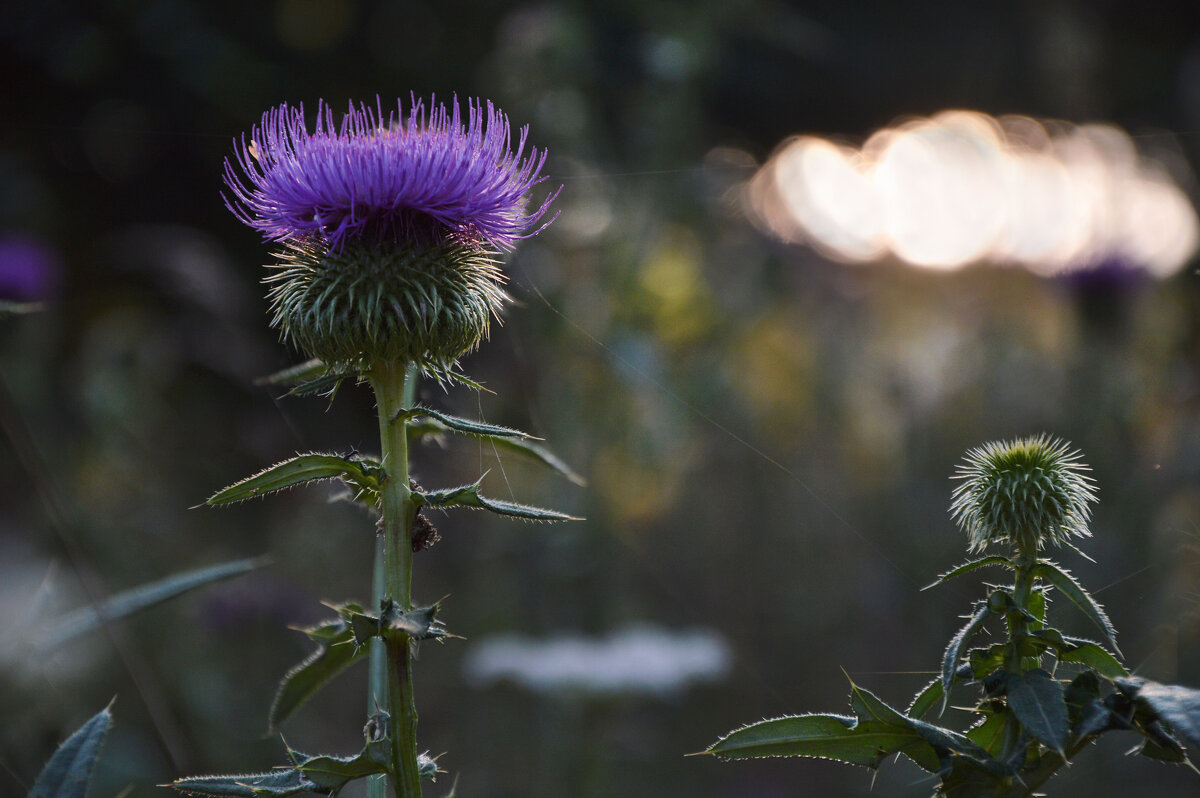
[950, 435, 1097, 553]
[224, 96, 558, 370]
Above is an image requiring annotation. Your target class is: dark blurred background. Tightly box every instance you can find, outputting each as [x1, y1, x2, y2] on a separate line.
[4, 1, 1200, 796]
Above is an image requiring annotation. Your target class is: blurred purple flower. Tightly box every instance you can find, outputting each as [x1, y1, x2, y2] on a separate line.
[223, 96, 559, 252]
[0, 234, 60, 302]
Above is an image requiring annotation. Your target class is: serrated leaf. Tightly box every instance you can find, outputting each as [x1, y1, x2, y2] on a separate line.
[1057, 642, 1127, 679]
[705, 714, 901, 767]
[414, 481, 580, 522]
[171, 770, 308, 797]
[1006, 669, 1069, 755]
[207, 454, 376, 506]
[269, 624, 367, 732]
[966, 713, 1008, 757]
[35, 556, 269, 652]
[1032, 561, 1119, 653]
[908, 677, 944, 720]
[943, 603, 993, 702]
[172, 748, 438, 796]
[1117, 677, 1200, 752]
[850, 681, 992, 765]
[408, 418, 585, 485]
[1074, 700, 1114, 739]
[396, 406, 536, 440]
[924, 555, 1012, 590]
[938, 755, 1009, 798]
[342, 601, 452, 648]
[29, 702, 113, 798]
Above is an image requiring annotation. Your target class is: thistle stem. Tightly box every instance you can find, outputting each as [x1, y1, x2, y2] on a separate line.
[1001, 545, 1039, 762]
[369, 360, 422, 798]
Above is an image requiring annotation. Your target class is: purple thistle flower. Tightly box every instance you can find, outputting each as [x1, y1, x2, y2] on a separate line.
[223, 96, 559, 252]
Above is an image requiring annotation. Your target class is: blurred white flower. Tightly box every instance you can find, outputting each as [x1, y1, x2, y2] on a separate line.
[462, 625, 732, 697]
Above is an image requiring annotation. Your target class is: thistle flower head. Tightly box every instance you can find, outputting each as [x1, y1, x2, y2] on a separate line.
[224, 96, 559, 371]
[950, 435, 1097, 554]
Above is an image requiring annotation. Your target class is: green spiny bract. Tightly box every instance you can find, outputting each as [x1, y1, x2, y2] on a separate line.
[950, 434, 1097, 554]
[266, 236, 507, 374]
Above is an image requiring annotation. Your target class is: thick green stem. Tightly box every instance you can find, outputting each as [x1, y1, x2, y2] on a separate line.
[1001, 545, 1040, 764]
[369, 361, 422, 798]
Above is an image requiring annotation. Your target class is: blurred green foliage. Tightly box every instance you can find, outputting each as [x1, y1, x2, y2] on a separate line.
[4, 2, 1200, 796]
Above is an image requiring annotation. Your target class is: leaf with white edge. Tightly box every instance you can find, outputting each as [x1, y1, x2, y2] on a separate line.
[849, 681, 992, 766]
[1006, 669, 1069, 755]
[269, 623, 367, 732]
[1033, 561, 1119, 653]
[705, 714, 900, 767]
[395, 406, 536, 440]
[1117, 677, 1200, 752]
[35, 556, 269, 652]
[29, 701, 113, 798]
[171, 747, 438, 796]
[1074, 700, 1114, 739]
[207, 454, 377, 506]
[414, 481, 581, 522]
[908, 677, 943, 720]
[170, 770, 308, 797]
[923, 555, 1012, 590]
[966, 713, 1008, 757]
[1057, 642, 1127, 679]
[943, 602, 993, 701]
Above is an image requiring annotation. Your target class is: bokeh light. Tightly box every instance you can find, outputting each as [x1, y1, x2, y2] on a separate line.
[749, 110, 1200, 276]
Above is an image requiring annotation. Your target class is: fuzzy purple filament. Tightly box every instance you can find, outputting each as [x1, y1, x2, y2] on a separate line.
[224, 96, 559, 252]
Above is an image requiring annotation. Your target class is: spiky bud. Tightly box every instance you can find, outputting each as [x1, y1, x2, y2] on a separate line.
[950, 435, 1097, 553]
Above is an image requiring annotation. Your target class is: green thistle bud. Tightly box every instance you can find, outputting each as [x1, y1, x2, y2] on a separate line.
[950, 435, 1097, 554]
[266, 237, 507, 373]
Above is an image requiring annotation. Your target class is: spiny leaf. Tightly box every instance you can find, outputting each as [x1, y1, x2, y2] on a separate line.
[1055, 643, 1127, 679]
[172, 748, 438, 796]
[407, 418, 584, 485]
[1032, 561, 1119, 653]
[414, 480, 581, 522]
[966, 713, 1008, 757]
[343, 601, 452, 647]
[35, 556, 269, 652]
[942, 602, 993, 704]
[908, 677, 944, 720]
[395, 405, 536, 440]
[29, 701, 114, 798]
[1006, 669, 1069, 755]
[705, 714, 904, 768]
[269, 624, 367, 732]
[207, 454, 377, 506]
[848, 680, 992, 766]
[923, 555, 1012, 590]
[1117, 677, 1200, 752]
[170, 770, 307, 797]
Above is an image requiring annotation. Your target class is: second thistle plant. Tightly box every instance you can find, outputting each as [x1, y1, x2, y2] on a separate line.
[705, 435, 1200, 798]
[173, 96, 577, 798]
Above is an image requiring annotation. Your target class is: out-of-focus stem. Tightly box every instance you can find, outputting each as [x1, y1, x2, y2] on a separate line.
[370, 360, 421, 798]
